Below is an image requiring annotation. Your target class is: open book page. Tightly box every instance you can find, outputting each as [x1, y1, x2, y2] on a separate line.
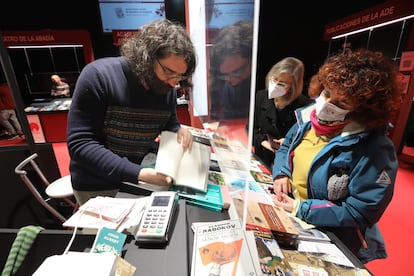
[155, 131, 184, 179]
[174, 140, 211, 191]
[155, 131, 211, 192]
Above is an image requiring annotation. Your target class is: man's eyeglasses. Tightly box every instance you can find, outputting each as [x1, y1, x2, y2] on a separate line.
[156, 59, 189, 81]
[217, 62, 251, 81]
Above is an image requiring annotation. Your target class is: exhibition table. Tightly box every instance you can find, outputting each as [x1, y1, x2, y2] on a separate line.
[0, 199, 228, 276]
[0, 198, 368, 276]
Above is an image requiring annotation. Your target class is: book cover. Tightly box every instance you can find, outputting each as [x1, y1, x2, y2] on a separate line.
[176, 183, 224, 212]
[289, 217, 331, 243]
[92, 226, 127, 255]
[155, 131, 211, 193]
[281, 249, 370, 276]
[232, 198, 299, 248]
[218, 185, 232, 210]
[250, 170, 273, 184]
[191, 219, 259, 276]
[208, 171, 232, 209]
[186, 126, 213, 146]
[251, 230, 295, 275]
[208, 171, 226, 186]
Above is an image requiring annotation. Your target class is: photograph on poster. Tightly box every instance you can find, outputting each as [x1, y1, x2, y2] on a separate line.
[399, 51, 414, 72]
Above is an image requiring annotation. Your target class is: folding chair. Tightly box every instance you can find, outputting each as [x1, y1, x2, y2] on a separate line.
[14, 153, 77, 223]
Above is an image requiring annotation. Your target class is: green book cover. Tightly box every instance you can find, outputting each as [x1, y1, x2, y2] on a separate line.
[92, 226, 127, 255]
[173, 183, 223, 212]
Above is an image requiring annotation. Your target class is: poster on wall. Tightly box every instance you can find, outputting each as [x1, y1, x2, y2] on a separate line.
[206, 0, 255, 30]
[98, 0, 166, 33]
[399, 51, 414, 72]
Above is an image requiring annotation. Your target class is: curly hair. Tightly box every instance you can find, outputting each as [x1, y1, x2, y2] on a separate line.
[120, 19, 196, 88]
[308, 48, 402, 130]
[210, 20, 253, 72]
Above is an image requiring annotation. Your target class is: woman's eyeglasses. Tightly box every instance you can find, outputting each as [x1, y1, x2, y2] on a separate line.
[157, 59, 189, 81]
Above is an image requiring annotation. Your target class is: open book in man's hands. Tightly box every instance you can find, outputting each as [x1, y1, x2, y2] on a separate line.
[155, 131, 211, 193]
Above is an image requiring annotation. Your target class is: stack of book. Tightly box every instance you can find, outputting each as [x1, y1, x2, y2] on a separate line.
[63, 196, 148, 233]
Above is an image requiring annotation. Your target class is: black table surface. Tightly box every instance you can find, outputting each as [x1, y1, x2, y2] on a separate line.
[0, 198, 367, 275]
[0, 199, 228, 276]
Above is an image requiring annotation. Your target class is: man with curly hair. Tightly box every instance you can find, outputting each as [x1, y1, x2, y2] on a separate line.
[67, 19, 197, 205]
[271, 48, 402, 263]
[209, 20, 253, 121]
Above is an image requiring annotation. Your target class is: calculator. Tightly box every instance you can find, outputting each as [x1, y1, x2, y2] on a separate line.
[135, 191, 178, 246]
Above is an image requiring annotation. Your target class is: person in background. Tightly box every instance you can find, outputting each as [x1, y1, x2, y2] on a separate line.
[253, 57, 313, 168]
[50, 74, 70, 97]
[67, 19, 196, 205]
[271, 48, 402, 263]
[209, 20, 253, 121]
[0, 81, 24, 140]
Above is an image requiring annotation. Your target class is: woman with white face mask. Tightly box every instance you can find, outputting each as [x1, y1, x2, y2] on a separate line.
[271, 49, 402, 264]
[253, 57, 313, 168]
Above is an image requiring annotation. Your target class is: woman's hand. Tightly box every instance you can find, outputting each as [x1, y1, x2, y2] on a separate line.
[138, 168, 173, 186]
[272, 176, 291, 201]
[272, 192, 294, 212]
[176, 127, 193, 151]
[261, 140, 275, 152]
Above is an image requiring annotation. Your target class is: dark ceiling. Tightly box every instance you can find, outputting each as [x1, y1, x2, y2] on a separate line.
[0, 0, 392, 86]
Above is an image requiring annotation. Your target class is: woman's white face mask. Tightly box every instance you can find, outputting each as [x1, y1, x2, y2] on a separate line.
[268, 81, 288, 99]
[315, 96, 350, 122]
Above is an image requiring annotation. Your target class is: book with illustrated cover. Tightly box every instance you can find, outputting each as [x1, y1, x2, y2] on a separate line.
[208, 171, 226, 186]
[191, 219, 259, 276]
[250, 170, 273, 184]
[232, 198, 299, 248]
[250, 230, 295, 275]
[185, 125, 213, 146]
[155, 131, 211, 193]
[281, 249, 370, 276]
[289, 216, 331, 243]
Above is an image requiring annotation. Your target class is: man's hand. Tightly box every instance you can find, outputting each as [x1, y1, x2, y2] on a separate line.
[176, 127, 193, 151]
[138, 168, 173, 186]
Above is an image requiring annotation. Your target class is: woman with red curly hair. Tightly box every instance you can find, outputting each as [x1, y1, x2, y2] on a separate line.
[271, 48, 402, 263]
